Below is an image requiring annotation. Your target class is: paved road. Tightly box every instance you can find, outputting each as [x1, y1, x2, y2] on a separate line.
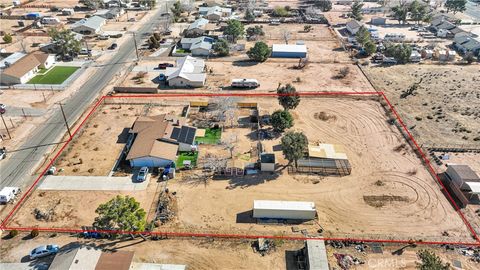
[0, 1, 170, 190]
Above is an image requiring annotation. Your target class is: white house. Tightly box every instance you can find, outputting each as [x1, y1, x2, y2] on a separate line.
[346, 20, 362, 35]
[126, 114, 197, 168]
[71, 16, 106, 35]
[165, 56, 206, 87]
[180, 36, 213, 56]
[184, 18, 209, 37]
[0, 52, 26, 69]
[198, 6, 232, 21]
[0, 51, 55, 85]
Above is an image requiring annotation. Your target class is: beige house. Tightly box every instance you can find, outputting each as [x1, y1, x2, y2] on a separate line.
[0, 51, 55, 85]
[165, 56, 206, 87]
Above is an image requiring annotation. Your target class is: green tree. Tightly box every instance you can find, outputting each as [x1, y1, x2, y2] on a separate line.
[409, 0, 430, 24]
[48, 28, 81, 56]
[247, 41, 270, 62]
[392, 4, 408, 24]
[445, 0, 467, 14]
[245, 9, 255, 21]
[171, 1, 183, 21]
[2, 33, 12, 44]
[355, 26, 371, 45]
[351, 1, 364, 21]
[213, 39, 229, 56]
[385, 43, 412, 64]
[224, 19, 244, 42]
[246, 25, 265, 38]
[84, 0, 102, 9]
[304, 25, 313, 32]
[277, 83, 300, 110]
[416, 249, 450, 270]
[364, 41, 377, 56]
[271, 110, 294, 132]
[272, 7, 290, 17]
[314, 0, 332, 12]
[94, 195, 147, 232]
[281, 131, 308, 168]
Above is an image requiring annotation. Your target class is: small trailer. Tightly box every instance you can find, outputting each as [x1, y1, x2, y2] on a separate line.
[231, 79, 260, 89]
[0, 187, 20, 204]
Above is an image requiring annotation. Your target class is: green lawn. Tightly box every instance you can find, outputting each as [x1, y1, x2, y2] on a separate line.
[195, 128, 222, 144]
[175, 48, 191, 53]
[176, 151, 199, 169]
[28, 66, 79, 84]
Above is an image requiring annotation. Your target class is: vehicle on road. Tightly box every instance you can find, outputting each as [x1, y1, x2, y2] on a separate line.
[128, 18, 136, 22]
[137, 167, 149, 182]
[0, 187, 20, 204]
[98, 34, 109, 40]
[79, 48, 92, 55]
[231, 79, 260, 89]
[0, 147, 6, 160]
[29, 245, 60, 260]
[108, 43, 118, 50]
[0, 103, 6, 114]
[158, 63, 173, 69]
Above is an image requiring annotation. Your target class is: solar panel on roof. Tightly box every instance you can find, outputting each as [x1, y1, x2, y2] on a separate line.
[171, 127, 181, 140]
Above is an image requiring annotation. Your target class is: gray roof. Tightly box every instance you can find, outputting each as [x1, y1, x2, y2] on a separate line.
[49, 247, 102, 270]
[306, 240, 329, 270]
[188, 18, 209, 30]
[71, 16, 106, 31]
[346, 20, 361, 30]
[448, 165, 480, 181]
[190, 39, 212, 51]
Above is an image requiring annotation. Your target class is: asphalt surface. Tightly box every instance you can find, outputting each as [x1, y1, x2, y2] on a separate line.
[465, 1, 480, 21]
[0, 1, 170, 190]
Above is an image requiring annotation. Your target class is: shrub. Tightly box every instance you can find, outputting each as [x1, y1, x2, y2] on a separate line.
[3, 33, 12, 44]
[8, 230, 18, 238]
[30, 229, 39, 238]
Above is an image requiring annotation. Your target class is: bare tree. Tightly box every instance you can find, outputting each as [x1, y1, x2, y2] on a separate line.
[211, 97, 239, 127]
[201, 154, 227, 174]
[282, 29, 291, 44]
[222, 134, 238, 158]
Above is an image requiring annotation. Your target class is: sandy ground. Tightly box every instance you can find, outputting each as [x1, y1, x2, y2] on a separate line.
[54, 103, 185, 176]
[364, 64, 480, 146]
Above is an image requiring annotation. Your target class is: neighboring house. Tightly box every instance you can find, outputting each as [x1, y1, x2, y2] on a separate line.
[346, 20, 362, 35]
[454, 33, 480, 56]
[126, 114, 197, 168]
[184, 18, 209, 37]
[165, 56, 206, 87]
[302, 240, 330, 270]
[198, 6, 232, 21]
[0, 52, 26, 69]
[271, 44, 307, 58]
[94, 8, 124, 19]
[71, 16, 106, 35]
[49, 247, 134, 270]
[0, 51, 55, 85]
[444, 164, 480, 207]
[180, 36, 214, 56]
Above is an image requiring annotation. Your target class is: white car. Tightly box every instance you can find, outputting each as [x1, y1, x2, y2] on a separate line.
[136, 167, 148, 182]
[29, 245, 59, 260]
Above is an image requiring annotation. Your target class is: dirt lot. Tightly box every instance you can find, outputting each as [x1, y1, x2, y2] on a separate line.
[54, 103, 186, 176]
[364, 64, 480, 146]
[9, 176, 159, 229]
[154, 97, 469, 242]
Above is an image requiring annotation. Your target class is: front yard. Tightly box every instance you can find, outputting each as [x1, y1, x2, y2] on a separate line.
[195, 128, 222, 145]
[176, 151, 199, 169]
[28, 66, 79, 84]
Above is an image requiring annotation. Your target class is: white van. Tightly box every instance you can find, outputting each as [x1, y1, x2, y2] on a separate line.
[231, 79, 260, 89]
[0, 187, 20, 204]
[41, 17, 61, 25]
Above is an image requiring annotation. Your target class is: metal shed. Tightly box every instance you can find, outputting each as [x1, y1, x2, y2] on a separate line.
[253, 200, 316, 220]
[271, 44, 307, 58]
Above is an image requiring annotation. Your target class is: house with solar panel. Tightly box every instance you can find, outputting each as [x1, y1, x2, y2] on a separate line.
[125, 114, 197, 168]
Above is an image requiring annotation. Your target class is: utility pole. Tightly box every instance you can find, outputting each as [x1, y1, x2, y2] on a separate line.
[132, 32, 139, 61]
[0, 113, 11, 139]
[58, 103, 72, 138]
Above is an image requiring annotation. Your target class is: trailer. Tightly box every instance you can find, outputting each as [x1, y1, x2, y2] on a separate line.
[231, 78, 260, 89]
[253, 200, 316, 220]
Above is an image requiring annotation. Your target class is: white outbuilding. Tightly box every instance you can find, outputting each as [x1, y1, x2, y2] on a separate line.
[253, 200, 316, 220]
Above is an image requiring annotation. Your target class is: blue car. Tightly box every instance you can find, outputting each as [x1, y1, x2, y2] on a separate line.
[30, 244, 59, 260]
[159, 74, 166, 81]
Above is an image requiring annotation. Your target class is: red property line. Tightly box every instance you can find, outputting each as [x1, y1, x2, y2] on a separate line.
[1, 92, 478, 246]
